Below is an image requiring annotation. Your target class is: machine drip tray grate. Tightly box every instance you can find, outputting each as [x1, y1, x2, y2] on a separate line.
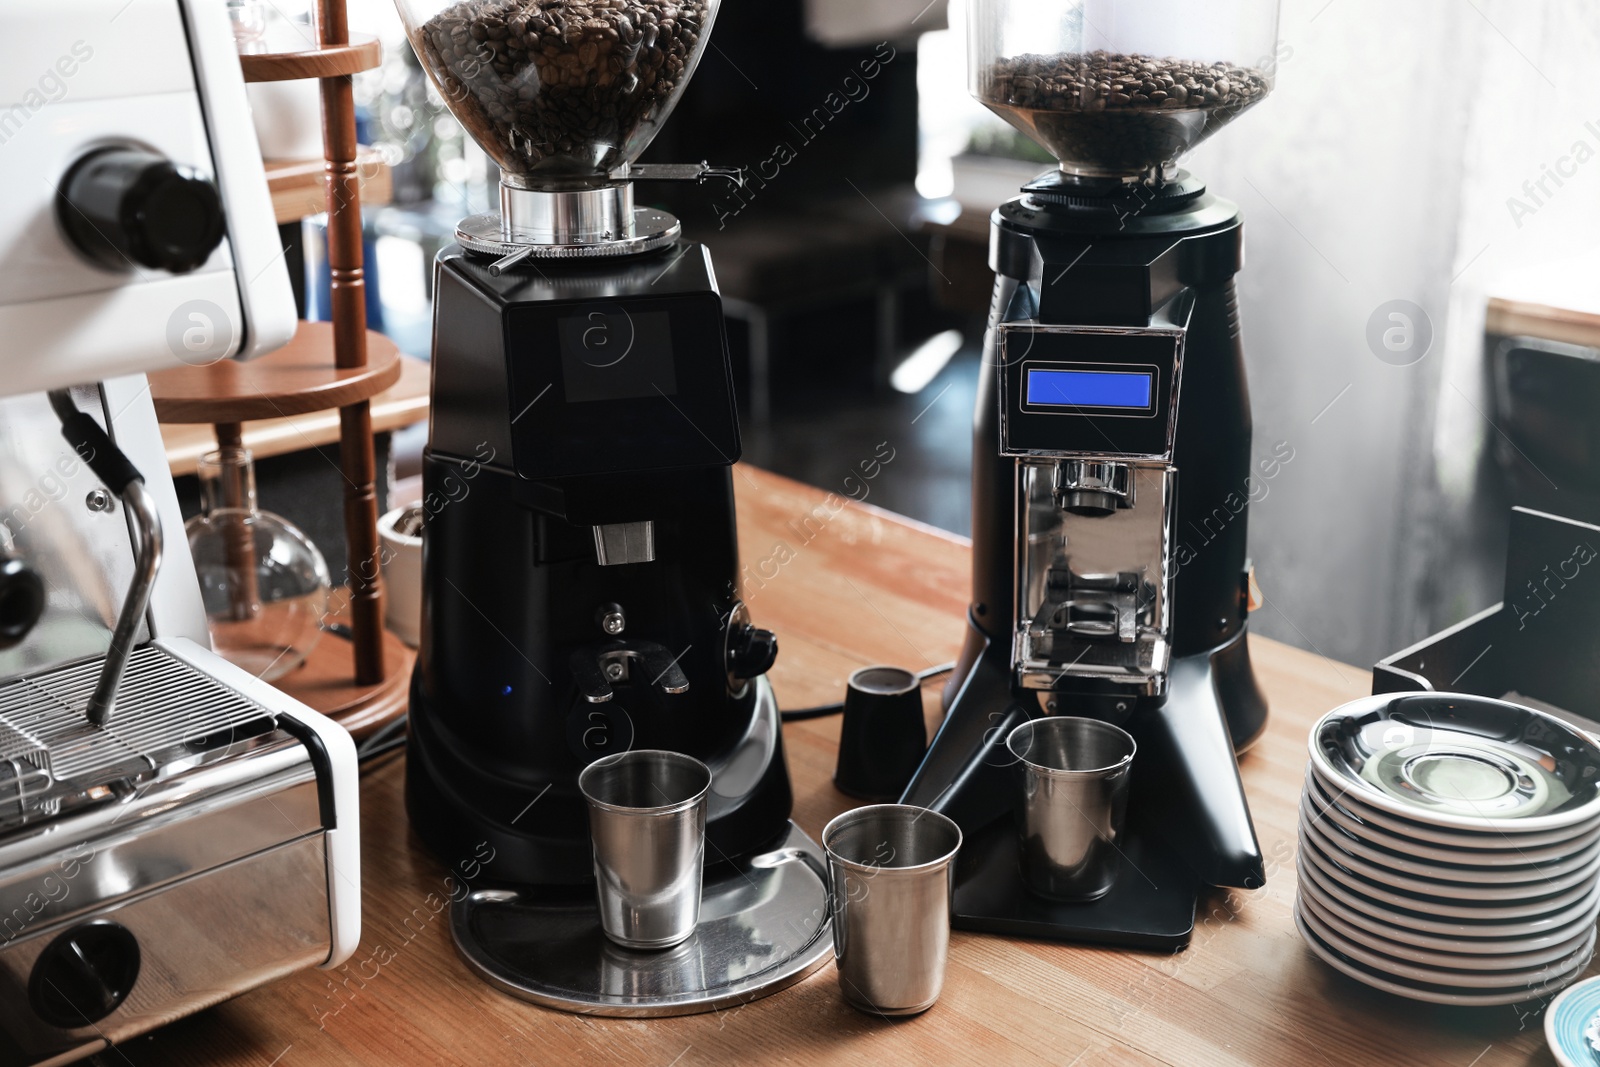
[0, 645, 272, 784]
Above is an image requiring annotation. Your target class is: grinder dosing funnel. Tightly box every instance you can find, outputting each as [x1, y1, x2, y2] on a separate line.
[397, 0, 726, 255]
[970, 0, 1280, 183]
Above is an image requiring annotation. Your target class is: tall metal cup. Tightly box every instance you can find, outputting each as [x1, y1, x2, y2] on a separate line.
[823, 803, 962, 1016]
[1006, 717, 1135, 902]
[578, 749, 712, 950]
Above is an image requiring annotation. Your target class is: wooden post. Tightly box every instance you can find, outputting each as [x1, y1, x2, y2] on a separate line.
[212, 422, 261, 622]
[317, 0, 385, 684]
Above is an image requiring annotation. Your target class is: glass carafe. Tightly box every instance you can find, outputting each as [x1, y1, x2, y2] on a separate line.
[393, 0, 722, 188]
[969, 0, 1281, 182]
[185, 447, 331, 682]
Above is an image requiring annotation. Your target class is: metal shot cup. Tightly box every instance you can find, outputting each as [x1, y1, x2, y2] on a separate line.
[823, 803, 963, 1016]
[1006, 717, 1136, 902]
[578, 749, 712, 950]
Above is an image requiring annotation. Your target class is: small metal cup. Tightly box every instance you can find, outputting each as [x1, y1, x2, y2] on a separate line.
[823, 803, 962, 1016]
[1006, 717, 1136, 902]
[578, 749, 712, 950]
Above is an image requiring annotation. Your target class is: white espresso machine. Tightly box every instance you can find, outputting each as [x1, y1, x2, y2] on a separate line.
[0, 2, 359, 1062]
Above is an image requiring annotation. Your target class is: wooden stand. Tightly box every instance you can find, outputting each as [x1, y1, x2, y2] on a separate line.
[149, 10, 407, 739]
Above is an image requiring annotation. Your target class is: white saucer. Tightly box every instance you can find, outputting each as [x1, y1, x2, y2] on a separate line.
[1296, 909, 1593, 1006]
[1297, 848, 1600, 938]
[1297, 886, 1596, 971]
[1300, 833, 1597, 919]
[1301, 783, 1600, 879]
[1308, 693, 1600, 834]
[1300, 799, 1600, 899]
[1308, 762, 1600, 849]
[1306, 769, 1600, 861]
[1297, 862, 1600, 954]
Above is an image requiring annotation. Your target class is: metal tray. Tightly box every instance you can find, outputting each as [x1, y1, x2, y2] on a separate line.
[451, 822, 833, 1016]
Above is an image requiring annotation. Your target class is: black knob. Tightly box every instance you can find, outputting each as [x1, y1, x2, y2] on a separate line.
[0, 556, 45, 650]
[57, 147, 224, 273]
[28, 921, 140, 1028]
[726, 624, 778, 680]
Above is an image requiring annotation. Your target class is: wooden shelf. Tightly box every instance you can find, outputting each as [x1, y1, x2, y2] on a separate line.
[159, 352, 428, 476]
[274, 625, 413, 740]
[147, 321, 402, 424]
[240, 33, 381, 82]
[264, 148, 392, 225]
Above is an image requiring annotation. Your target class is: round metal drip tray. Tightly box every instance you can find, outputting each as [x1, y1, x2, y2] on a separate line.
[451, 822, 834, 1016]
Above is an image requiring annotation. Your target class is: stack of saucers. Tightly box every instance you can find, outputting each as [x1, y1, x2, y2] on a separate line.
[1296, 692, 1600, 1006]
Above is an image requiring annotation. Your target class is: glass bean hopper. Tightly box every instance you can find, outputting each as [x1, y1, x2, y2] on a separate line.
[970, 0, 1280, 183]
[395, 0, 738, 263]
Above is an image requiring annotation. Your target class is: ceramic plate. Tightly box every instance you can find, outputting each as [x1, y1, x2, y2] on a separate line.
[1296, 909, 1593, 1006]
[1300, 797, 1600, 899]
[1299, 833, 1596, 919]
[1296, 866, 1600, 953]
[1308, 693, 1600, 833]
[1308, 762, 1600, 850]
[1297, 895, 1596, 987]
[1546, 975, 1600, 1067]
[1296, 847, 1600, 939]
[1297, 886, 1596, 971]
[1304, 769, 1600, 866]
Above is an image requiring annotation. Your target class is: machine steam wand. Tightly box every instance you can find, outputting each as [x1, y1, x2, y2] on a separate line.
[48, 391, 164, 727]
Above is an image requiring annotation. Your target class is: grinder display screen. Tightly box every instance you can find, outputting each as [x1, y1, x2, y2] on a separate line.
[505, 290, 739, 479]
[1026, 368, 1152, 410]
[557, 309, 677, 402]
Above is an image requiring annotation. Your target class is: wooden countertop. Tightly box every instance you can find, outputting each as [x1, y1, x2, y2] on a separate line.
[1485, 248, 1600, 349]
[120, 466, 1568, 1067]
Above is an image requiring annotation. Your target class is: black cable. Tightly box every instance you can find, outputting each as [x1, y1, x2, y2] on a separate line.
[358, 662, 959, 759]
[357, 711, 410, 764]
[780, 662, 956, 721]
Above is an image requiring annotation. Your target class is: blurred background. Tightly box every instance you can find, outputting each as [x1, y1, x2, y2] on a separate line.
[258, 0, 1600, 671]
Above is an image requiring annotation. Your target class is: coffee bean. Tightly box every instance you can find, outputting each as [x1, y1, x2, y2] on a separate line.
[981, 50, 1270, 177]
[412, 0, 707, 181]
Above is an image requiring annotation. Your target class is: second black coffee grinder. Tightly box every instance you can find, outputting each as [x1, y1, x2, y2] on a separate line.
[901, 0, 1284, 947]
[393, 0, 834, 1013]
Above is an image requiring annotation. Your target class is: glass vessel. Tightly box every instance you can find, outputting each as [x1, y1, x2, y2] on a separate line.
[969, 0, 1281, 182]
[393, 0, 722, 188]
[225, 0, 268, 46]
[185, 447, 331, 683]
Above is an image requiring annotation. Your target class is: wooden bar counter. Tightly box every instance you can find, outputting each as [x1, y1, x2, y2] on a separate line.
[120, 467, 1568, 1067]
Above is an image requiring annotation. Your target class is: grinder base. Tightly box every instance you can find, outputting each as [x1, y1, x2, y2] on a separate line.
[953, 803, 1199, 950]
[450, 821, 833, 1016]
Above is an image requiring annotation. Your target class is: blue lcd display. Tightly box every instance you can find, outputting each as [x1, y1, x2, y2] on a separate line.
[1026, 368, 1152, 410]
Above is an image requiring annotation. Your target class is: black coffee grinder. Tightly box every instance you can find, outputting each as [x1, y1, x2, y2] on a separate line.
[901, 0, 1283, 948]
[394, 0, 833, 1014]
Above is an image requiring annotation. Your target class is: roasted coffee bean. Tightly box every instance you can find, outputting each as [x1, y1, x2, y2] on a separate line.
[413, 0, 708, 180]
[980, 50, 1270, 177]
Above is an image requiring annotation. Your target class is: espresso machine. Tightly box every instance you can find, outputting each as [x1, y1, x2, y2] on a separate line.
[394, 0, 833, 1013]
[901, 0, 1282, 947]
[0, 2, 360, 1062]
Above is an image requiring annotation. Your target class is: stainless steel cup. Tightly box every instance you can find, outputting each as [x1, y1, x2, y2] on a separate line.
[823, 803, 962, 1016]
[1006, 717, 1135, 902]
[578, 749, 712, 950]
